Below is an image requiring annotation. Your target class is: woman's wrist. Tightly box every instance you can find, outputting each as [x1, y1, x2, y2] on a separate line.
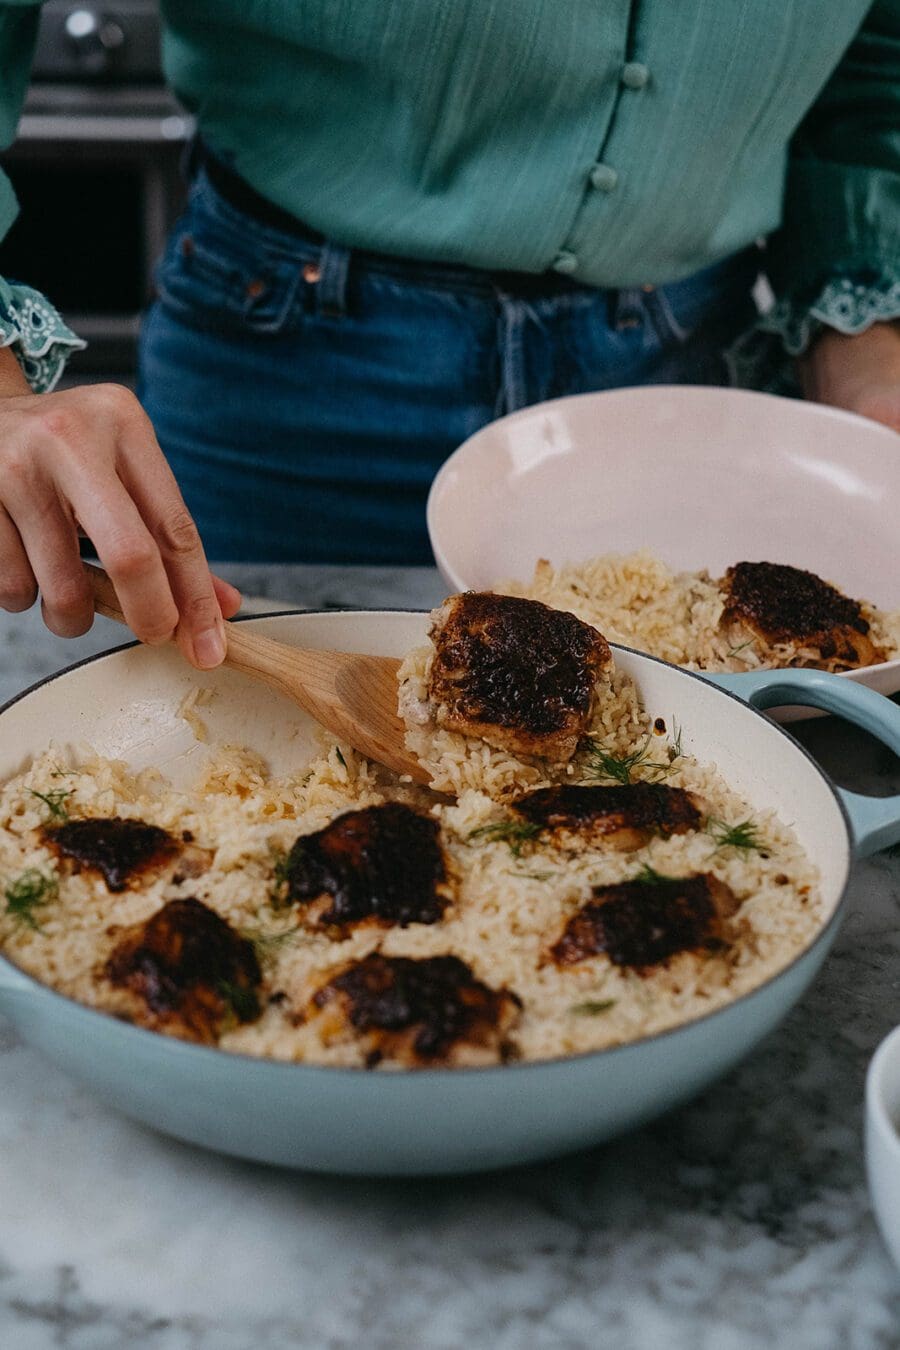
[0, 344, 35, 398]
[797, 320, 900, 432]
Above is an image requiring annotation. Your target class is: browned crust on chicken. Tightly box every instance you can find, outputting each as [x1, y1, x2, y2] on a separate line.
[284, 802, 453, 930]
[511, 784, 702, 851]
[42, 816, 211, 893]
[43, 816, 180, 892]
[105, 897, 262, 1042]
[720, 561, 884, 670]
[304, 953, 522, 1067]
[551, 874, 739, 971]
[427, 592, 613, 762]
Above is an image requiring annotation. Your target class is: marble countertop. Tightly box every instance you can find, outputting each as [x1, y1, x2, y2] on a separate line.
[0, 564, 898, 1350]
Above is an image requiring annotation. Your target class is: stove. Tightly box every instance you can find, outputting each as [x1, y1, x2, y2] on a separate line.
[31, 1, 164, 83]
[0, 1, 194, 379]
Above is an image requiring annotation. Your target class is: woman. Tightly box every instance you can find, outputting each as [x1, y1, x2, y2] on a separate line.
[0, 1, 898, 671]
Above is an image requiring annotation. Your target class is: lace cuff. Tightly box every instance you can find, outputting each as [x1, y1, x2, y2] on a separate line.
[758, 272, 900, 358]
[0, 280, 85, 392]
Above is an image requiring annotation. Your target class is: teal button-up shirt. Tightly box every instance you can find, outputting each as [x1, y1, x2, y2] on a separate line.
[1, 0, 899, 369]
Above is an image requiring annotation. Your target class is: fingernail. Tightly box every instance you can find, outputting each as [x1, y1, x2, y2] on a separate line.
[194, 625, 226, 669]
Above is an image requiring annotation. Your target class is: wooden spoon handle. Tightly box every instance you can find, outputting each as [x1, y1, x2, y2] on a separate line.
[84, 563, 428, 784]
[222, 619, 334, 700]
[85, 562, 338, 712]
[85, 562, 127, 624]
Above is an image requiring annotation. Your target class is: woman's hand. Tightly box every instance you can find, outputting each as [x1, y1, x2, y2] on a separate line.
[798, 320, 900, 433]
[0, 348, 241, 667]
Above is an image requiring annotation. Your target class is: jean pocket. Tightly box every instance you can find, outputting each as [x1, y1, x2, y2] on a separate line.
[154, 212, 303, 337]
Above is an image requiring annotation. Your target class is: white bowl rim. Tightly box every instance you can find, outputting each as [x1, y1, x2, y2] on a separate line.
[0, 610, 854, 1081]
[867, 1023, 900, 1157]
[426, 386, 900, 694]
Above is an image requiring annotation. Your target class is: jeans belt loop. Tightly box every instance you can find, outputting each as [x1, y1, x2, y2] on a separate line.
[610, 286, 644, 331]
[315, 241, 352, 319]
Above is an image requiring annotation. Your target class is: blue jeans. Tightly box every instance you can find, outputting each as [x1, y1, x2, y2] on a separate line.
[139, 167, 760, 564]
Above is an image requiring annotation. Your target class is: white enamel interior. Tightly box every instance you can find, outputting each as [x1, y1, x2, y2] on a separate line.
[427, 386, 900, 701]
[866, 1024, 900, 1272]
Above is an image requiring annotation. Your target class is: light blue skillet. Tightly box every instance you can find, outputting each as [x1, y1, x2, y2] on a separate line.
[0, 611, 897, 1176]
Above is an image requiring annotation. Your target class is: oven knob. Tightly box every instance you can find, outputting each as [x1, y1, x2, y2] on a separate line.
[64, 8, 126, 72]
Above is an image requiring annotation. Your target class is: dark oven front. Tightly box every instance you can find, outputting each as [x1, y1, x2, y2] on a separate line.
[0, 1, 192, 382]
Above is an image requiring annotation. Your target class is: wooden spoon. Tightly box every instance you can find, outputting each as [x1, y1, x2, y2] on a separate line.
[85, 564, 431, 785]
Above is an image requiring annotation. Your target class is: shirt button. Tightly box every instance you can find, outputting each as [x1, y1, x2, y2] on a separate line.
[621, 61, 650, 89]
[552, 250, 578, 275]
[589, 163, 619, 192]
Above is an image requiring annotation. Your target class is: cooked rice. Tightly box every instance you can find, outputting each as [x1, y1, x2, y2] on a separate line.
[498, 550, 900, 673]
[177, 685, 215, 742]
[0, 652, 824, 1067]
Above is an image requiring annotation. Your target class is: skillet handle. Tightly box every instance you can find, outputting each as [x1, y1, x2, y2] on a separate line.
[707, 669, 900, 857]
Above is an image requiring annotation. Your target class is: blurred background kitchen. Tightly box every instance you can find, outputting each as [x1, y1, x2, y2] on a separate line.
[0, 0, 186, 385]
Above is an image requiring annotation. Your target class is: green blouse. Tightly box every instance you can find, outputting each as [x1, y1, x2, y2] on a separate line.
[1, 0, 899, 389]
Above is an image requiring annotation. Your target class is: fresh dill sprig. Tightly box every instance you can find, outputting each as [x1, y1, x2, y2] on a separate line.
[216, 979, 261, 1025]
[241, 925, 302, 961]
[633, 862, 668, 885]
[570, 998, 617, 1016]
[580, 735, 676, 785]
[28, 788, 72, 821]
[468, 818, 543, 857]
[247, 926, 299, 949]
[668, 720, 684, 761]
[706, 816, 764, 854]
[334, 748, 347, 769]
[726, 637, 757, 659]
[4, 869, 59, 930]
[580, 737, 651, 784]
[267, 846, 292, 906]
